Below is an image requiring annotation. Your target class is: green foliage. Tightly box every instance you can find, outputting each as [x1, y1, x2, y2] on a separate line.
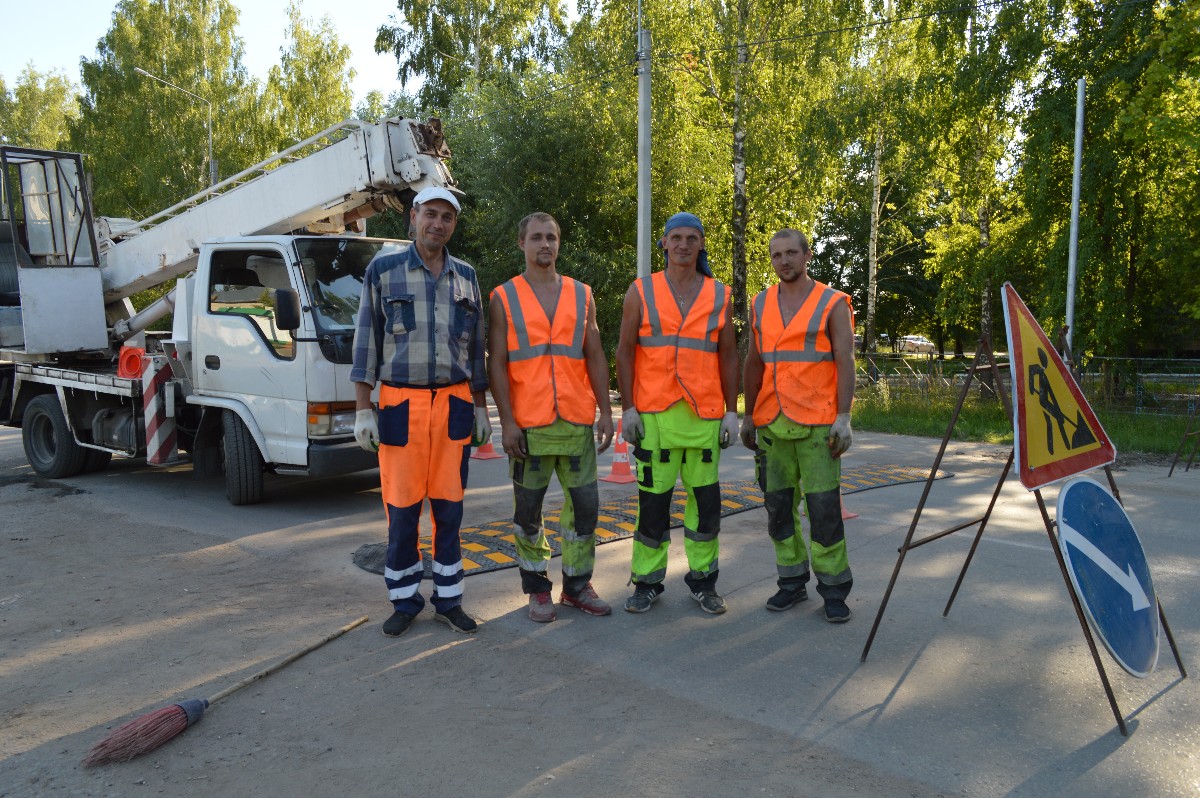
[0, 65, 80, 149]
[375, 0, 567, 109]
[70, 0, 255, 218]
[261, 3, 355, 150]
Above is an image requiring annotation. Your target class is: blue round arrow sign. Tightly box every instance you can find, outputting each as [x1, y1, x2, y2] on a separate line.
[1056, 477, 1159, 677]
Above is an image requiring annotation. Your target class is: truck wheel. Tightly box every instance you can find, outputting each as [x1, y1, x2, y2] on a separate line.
[22, 395, 87, 479]
[82, 448, 113, 473]
[223, 409, 264, 505]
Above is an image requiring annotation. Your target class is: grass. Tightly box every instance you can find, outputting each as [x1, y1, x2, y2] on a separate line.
[849, 380, 1193, 456]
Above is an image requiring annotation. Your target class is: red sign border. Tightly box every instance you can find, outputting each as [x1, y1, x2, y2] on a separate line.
[1003, 282, 1116, 489]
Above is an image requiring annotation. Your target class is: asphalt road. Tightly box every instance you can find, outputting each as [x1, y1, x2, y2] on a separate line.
[0, 422, 1197, 797]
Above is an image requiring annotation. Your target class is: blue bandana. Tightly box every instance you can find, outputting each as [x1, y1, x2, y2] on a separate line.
[660, 212, 712, 277]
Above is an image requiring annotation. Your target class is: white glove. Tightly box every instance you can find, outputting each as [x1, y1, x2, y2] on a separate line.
[828, 413, 853, 458]
[621, 406, 644, 445]
[473, 406, 492, 447]
[719, 411, 739, 449]
[354, 408, 379, 452]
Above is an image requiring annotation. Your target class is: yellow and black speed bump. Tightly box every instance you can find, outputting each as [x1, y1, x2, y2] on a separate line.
[352, 464, 950, 576]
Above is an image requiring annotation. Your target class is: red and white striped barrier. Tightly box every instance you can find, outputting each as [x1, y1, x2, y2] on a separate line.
[142, 355, 180, 466]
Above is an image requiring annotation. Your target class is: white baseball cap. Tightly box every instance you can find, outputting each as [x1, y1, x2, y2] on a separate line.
[412, 186, 461, 213]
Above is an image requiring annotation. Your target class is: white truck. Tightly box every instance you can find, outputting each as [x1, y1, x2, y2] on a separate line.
[0, 117, 457, 503]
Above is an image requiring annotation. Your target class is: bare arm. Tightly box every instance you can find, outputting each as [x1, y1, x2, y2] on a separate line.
[583, 293, 614, 454]
[828, 300, 855, 415]
[717, 301, 739, 413]
[741, 316, 764, 449]
[615, 284, 642, 410]
[355, 380, 374, 411]
[487, 297, 524, 458]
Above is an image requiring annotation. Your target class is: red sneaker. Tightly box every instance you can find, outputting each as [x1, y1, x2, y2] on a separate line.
[560, 583, 612, 616]
[528, 592, 557, 623]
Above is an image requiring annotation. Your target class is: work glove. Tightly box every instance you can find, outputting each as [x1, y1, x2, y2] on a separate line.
[473, 406, 493, 447]
[621, 406, 644, 445]
[719, 411, 739, 449]
[828, 413, 853, 458]
[740, 416, 758, 451]
[354, 408, 379, 452]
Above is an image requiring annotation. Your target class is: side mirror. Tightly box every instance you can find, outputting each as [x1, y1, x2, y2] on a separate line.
[273, 288, 302, 331]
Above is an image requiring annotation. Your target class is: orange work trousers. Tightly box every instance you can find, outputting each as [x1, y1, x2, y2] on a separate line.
[377, 381, 475, 614]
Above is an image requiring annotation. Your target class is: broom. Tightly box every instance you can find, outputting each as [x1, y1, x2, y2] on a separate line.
[83, 615, 369, 767]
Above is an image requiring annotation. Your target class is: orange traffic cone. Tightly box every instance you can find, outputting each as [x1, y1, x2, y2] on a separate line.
[470, 431, 504, 460]
[600, 420, 637, 483]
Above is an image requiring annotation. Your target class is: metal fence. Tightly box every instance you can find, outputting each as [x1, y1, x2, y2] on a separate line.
[854, 353, 1200, 418]
[1077, 357, 1200, 417]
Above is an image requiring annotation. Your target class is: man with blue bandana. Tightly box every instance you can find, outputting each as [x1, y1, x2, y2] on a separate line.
[614, 212, 740, 614]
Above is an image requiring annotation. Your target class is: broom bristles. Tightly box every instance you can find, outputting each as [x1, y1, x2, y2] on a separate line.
[83, 704, 189, 767]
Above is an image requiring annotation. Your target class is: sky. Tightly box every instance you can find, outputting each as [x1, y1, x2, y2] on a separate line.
[0, 0, 409, 106]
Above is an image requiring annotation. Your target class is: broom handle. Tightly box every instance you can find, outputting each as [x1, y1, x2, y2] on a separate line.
[205, 615, 369, 706]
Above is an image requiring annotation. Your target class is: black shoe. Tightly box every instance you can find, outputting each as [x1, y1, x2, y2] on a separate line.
[382, 611, 415, 637]
[434, 606, 479, 633]
[624, 583, 664, 613]
[823, 598, 852, 623]
[691, 589, 728, 615]
[766, 585, 808, 612]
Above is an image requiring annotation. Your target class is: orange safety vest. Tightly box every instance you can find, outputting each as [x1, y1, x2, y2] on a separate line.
[492, 274, 597, 429]
[751, 280, 853, 427]
[633, 271, 729, 419]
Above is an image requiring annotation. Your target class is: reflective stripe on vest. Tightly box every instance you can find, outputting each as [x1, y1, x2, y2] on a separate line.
[751, 281, 851, 427]
[493, 275, 596, 429]
[633, 271, 728, 419]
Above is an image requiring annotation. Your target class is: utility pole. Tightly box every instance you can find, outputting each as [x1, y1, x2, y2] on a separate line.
[636, 2, 652, 278]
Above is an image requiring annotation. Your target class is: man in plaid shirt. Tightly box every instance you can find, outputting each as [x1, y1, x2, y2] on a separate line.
[351, 186, 490, 638]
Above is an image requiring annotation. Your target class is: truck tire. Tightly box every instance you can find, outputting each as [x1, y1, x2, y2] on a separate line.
[22, 395, 87, 479]
[82, 448, 113, 473]
[223, 409, 264, 505]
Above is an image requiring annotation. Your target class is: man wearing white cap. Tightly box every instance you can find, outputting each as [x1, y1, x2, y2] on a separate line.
[351, 186, 491, 638]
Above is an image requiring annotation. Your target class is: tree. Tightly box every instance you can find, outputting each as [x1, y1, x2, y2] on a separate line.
[71, 0, 255, 218]
[375, 0, 567, 109]
[1019, 0, 1200, 357]
[261, 2, 355, 151]
[0, 65, 79, 149]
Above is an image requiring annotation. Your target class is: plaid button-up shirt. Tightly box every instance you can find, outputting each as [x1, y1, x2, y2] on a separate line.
[350, 245, 487, 392]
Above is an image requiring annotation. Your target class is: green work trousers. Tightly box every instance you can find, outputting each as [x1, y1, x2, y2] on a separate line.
[754, 418, 852, 600]
[630, 402, 722, 593]
[510, 420, 599, 597]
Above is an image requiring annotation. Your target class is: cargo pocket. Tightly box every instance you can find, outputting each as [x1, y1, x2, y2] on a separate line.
[378, 400, 410, 447]
[633, 446, 653, 489]
[447, 394, 474, 442]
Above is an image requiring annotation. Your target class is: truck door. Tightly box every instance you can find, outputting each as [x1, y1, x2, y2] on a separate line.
[191, 246, 307, 465]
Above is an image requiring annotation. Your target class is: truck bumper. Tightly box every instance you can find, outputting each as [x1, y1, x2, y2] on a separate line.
[306, 439, 378, 477]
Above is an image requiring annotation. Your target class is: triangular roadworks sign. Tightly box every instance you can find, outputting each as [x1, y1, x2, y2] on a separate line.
[1002, 282, 1116, 490]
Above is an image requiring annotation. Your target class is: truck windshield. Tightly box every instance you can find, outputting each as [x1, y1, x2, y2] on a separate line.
[294, 237, 408, 363]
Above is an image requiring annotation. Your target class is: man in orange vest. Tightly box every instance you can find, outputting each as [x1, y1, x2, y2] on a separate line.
[742, 228, 856, 622]
[488, 212, 616, 622]
[351, 187, 491, 638]
[615, 212, 740, 615]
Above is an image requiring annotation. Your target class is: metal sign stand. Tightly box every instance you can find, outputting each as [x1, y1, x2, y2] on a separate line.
[859, 338, 1187, 736]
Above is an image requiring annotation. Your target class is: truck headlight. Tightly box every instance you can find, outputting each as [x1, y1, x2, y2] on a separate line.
[307, 401, 357, 437]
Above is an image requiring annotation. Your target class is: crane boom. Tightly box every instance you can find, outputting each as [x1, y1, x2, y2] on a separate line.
[99, 117, 455, 303]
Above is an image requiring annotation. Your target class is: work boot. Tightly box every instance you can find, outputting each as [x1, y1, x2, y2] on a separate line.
[691, 588, 728, 615]
[382, 611, 415, 638]
[823, 598, 852, 623]
[528, 592, 557, 623]
[560, 583, 612, 616]
[766, 584, 808, 612]
[624, 582, 664, 613]
[434, 606, 479, 633]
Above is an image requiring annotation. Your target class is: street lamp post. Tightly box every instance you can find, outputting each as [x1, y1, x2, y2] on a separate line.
[134, 66, 216, 187]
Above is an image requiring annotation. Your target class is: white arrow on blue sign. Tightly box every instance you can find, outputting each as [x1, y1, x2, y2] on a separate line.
[1056, 477, 1159, 677]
